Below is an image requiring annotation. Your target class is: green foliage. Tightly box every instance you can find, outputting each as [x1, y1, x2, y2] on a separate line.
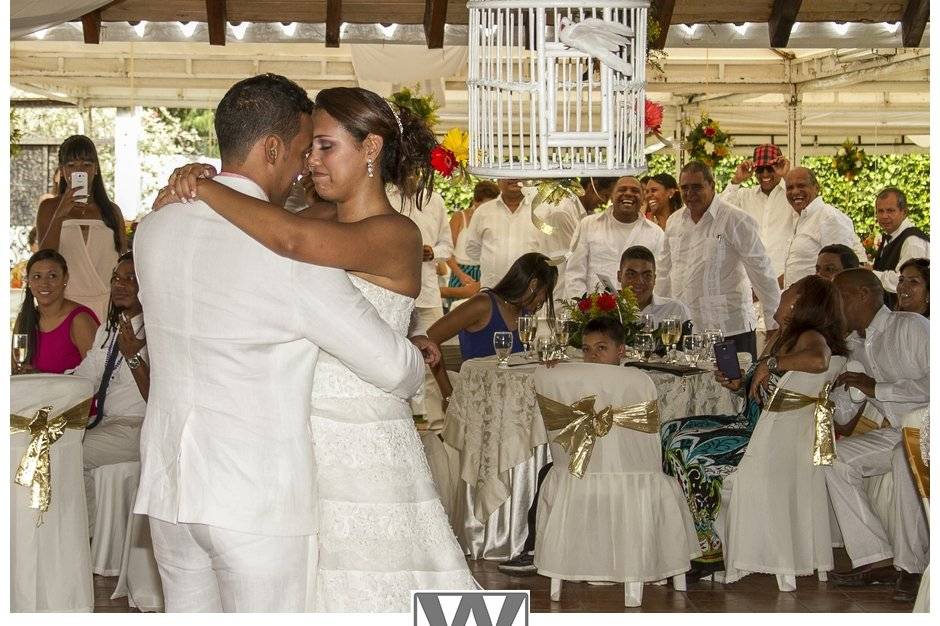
[434, 171, 478, 214]
[164, 108, 218, 157]
[644, 153, 930, 236]
[389, 86, 440, 129]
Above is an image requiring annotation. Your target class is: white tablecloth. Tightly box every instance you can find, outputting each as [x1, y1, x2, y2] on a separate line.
[11, 374, 95, 612]
[443, 355, 746, 525]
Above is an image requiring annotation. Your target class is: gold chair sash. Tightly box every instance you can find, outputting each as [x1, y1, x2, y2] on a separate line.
[537, 393, 660, 479]
[11, 399, 92, 525]
[767, 383, 835, 466]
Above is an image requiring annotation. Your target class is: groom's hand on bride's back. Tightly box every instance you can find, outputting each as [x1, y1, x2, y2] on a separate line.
[409, 335, 441, 368]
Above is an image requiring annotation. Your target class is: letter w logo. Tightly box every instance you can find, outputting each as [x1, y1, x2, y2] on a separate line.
[414, 592, 529, 626]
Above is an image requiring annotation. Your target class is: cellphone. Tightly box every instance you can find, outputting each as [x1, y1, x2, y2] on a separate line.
[714, 340, 742, 380]
[70, 171, 89, 202]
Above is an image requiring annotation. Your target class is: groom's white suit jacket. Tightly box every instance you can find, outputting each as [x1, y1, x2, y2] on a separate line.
[133, 175, 425, 536]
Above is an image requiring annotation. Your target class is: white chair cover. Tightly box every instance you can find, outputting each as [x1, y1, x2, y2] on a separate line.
[717, 356, 846, 583]
[112, 504, 165, 612]
[533, 363, 700, 583]
[10, 374, 94, 612]
[90, 461, 140, 576]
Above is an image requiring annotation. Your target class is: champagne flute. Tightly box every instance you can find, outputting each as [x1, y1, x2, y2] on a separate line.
[683, 333, 704, 366]
[554, 321, 571, 360]
[661, 317, 682, 364]
[518, 314, 537, 359]
[493, 331, 513, 369]
[704, 328, 724, 366]
[635, 333, 654, 362]
[12, 333, 28, 373]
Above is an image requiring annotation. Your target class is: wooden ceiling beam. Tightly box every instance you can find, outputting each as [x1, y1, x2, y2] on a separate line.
[80, 10, 102, 45]
[424, 0, 448, 49]
[206, 0, 226, 46]
[326, 0, 342, 48]
[768, 0, 802, 48]
[901, 0, 929, 47]
[651, 0, 676, 50]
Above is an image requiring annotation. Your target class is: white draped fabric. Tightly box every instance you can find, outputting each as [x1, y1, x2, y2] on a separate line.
[532, 363, 700, 583]
[10, 374, 94, 612]
[90, 461, 139, 576]
[717, 357, 847, 587]
[112, 507, 165, 612]
[11, 0, 114, 38]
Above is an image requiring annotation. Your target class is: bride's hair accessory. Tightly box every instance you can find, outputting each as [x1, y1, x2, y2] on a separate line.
[384, 100, 403, 136]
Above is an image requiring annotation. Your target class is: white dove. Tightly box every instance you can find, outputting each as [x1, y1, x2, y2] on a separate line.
[558, 17, 635, 77]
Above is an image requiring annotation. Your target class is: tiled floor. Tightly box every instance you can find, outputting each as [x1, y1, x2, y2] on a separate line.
[93, 549, 916, 613]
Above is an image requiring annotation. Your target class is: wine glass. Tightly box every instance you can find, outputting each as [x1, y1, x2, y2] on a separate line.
[493, 331, 513, 369]
[639, 313, 655, 333]
[635, 333, 654, 362]
[12, 333, 28, 373]
[683, 333, 704, 367]
[518, 314, 537, 359]
[661, 317, 682, 364]
[703, 328, 724, 366]
[535, 336, 553, 362]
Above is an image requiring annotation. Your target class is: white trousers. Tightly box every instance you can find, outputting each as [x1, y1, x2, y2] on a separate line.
[824, 427, 929, 573]
[83, 417, 143, 537]
[411, 305, 445, 427]
[148, 518, 311, 612]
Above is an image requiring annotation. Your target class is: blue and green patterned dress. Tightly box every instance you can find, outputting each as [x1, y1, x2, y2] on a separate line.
[659, 367, 778, 564]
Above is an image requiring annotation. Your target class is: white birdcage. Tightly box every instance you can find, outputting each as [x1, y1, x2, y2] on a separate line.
[467, 0, 648, 179]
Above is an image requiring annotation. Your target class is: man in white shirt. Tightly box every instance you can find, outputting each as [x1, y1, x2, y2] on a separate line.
[871, 187, 929, 305]
[720, 144, 795, 277]
[826, 269, 929, 600]
[74, 251, 149, 538]
[464, 178, 575, 289]
[387, 186, 453, 425]
[815, 243, 861, 281]
[565, 176, 664, 299]
[656, 161, 780, 359]
[617, 245, 690, 327]
[781, 167, 867, 288]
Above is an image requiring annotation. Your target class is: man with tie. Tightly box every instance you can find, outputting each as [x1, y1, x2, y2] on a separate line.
[871, 187, 929, 307]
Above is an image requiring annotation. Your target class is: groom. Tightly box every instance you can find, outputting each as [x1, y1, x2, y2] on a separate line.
[133, 74, 426, 612]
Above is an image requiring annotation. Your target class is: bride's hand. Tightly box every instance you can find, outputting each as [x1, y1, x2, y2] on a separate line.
[151, 186, 178, 211]
[167, 163, 218, 203]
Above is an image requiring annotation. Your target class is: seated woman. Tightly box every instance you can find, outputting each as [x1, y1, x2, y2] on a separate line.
[660, 274, 848, 578]
[895, 257, 928, 318]
[13, 249, 99, 374]
[427, 252, 557, 406]
[73, 251, 149, 537]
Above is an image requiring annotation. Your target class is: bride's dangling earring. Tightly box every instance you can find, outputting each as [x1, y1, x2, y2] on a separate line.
[367, 159, 374, 178]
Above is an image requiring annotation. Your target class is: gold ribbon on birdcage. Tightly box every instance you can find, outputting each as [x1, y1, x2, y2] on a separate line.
[11, 399, 92, 525]
[537, 394, 660, 479]
[767, 383, 836, 466]
[526, 179, 586, 236]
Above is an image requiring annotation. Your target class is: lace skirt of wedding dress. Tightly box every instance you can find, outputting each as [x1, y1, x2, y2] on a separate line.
[307, 396, 476, 612]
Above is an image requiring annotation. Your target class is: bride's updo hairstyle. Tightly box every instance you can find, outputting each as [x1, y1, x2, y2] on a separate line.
[314, 87, 438, 210]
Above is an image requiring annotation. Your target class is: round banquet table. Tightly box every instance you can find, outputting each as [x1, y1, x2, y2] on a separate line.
[441, 352, 749, 559]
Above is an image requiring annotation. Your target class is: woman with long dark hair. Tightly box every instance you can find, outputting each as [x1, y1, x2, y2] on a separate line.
[157, 86, 476, 610]
[645, 173, 682, 230]
[660, 274, 848, 578]
[13, 249, 100, 374]
[35, 135, 126, 321]
[427, 252, 557, 402]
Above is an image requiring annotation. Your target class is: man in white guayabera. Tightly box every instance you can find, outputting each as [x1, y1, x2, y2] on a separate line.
[133, 74, 425, 612]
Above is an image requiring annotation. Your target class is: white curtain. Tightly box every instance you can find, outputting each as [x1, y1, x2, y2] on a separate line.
[11, 0, 114, 38]
[351, 44, 468, 102]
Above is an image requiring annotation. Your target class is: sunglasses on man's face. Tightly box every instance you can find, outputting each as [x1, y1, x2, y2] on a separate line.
[753, 165, 775, 174]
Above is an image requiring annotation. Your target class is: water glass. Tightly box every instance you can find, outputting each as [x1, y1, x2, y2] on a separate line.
[493, 332, 513, 368]
[639, 314, 655, 332]
[683, 334, 704, 366]
[703, 328, 724, 365]
[635, 333, 654, 362]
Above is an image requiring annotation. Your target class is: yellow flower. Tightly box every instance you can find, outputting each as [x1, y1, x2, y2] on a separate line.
[441, 128, 470, 165]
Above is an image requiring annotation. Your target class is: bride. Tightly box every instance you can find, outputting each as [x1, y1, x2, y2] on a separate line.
[158, 87, 476, 611]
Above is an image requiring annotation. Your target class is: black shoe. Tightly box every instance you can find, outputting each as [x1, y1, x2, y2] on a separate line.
[829, 563, 899, 587]
[893, 570, 922, 602]
[687, 559, 724, 581]
[497, 553, 537, 575]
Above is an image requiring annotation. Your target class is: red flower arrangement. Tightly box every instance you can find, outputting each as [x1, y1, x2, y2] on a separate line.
[645, 99, 664, 135]
[596, 292, 617, 312]
[562, 287, 641, 348]
[429, 146, 457, 177]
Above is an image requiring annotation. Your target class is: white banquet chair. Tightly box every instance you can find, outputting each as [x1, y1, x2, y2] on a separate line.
[90, 461, 141, 576]
[716, 356, 846, 591]
[533, 363, 699, 607]
[10, 374, 95, 612]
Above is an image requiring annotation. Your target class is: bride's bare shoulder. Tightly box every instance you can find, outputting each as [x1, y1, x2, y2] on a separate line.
[362, 213, 422, 250]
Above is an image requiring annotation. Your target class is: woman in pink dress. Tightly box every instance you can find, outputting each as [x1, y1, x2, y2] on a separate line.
[13, 249, 99, 374]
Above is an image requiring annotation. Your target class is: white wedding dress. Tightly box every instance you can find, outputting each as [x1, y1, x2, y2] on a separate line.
[307, 275, 477, 612]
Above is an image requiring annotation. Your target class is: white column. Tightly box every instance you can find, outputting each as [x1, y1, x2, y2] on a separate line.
[786, 90, 803, 165]
[113, 107, 141, 219]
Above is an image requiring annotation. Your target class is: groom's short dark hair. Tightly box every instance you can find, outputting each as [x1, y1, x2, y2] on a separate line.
[215, 73, 314, 165]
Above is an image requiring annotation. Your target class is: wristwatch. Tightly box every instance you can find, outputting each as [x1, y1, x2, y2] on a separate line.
[127, 352, 145, 370]
[766, 355, 781, 375]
